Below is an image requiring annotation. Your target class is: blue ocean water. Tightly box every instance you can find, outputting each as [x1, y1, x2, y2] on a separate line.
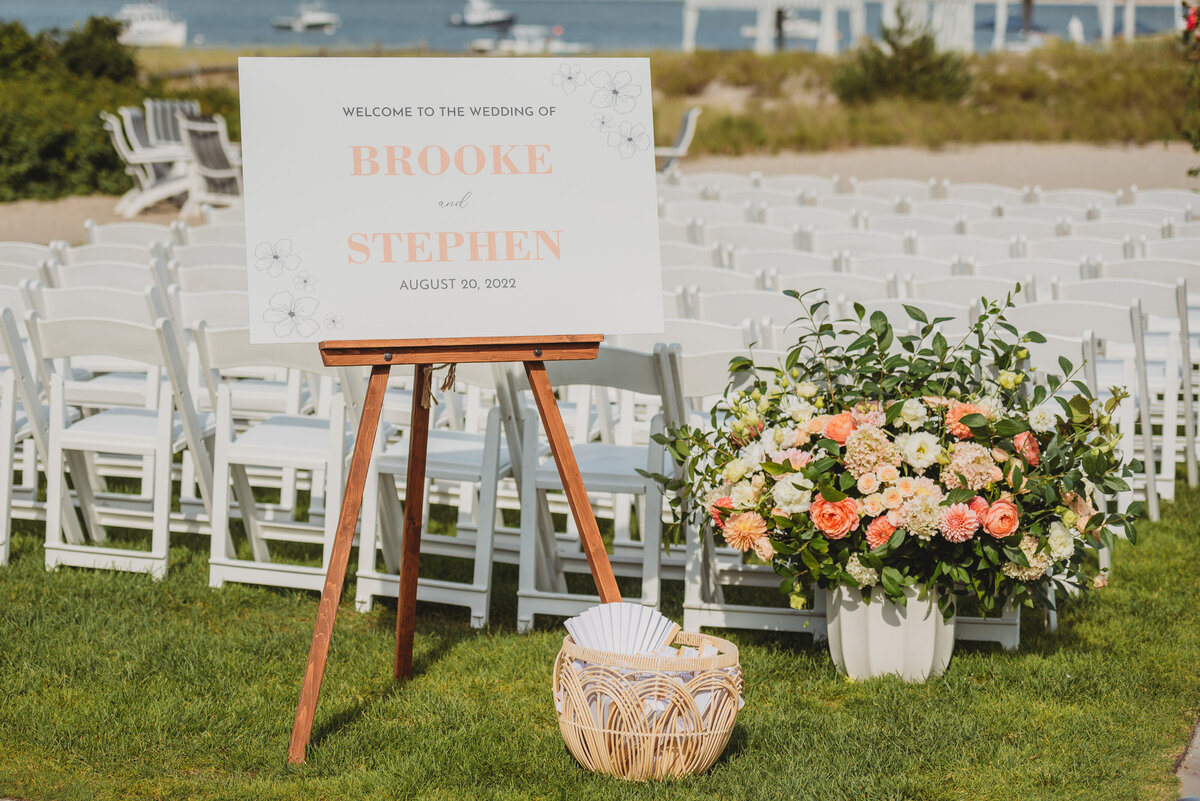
[0, 0, 1182, 53]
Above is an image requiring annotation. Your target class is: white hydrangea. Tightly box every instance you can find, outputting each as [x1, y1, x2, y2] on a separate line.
[722, 458, 749, 484]
[1047, 520, 1076, 560]
[772, 472, 813, 516]
[845, 554, 879, 588]
[900, 432, 942, 471]
[1029, 407, 1057, 434]
[740, 442, 767, 473]
[780, 395, 816, 424]
[730, 481, 757, 509]
[900, 494, 941, 540]
[897, 398, 928, 430]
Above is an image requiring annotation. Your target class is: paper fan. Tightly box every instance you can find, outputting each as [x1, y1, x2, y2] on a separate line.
[564, 602, 680, 655]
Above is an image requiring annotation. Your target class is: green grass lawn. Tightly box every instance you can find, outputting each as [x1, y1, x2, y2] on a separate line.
[1, 487, 1198, 801]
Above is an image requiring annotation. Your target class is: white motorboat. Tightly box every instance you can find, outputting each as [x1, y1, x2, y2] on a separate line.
[272, 2, 342, 33]
[449, 0, 515, 29]
[739, 11, 820, 41]
[468, 25, 592, 55]
[116, 1, 187, 48]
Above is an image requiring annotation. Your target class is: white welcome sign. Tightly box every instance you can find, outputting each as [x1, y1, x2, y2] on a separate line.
[238, 57, 663, 344]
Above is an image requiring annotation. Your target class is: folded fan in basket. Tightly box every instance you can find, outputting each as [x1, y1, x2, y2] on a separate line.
[563, 602, 680, 655]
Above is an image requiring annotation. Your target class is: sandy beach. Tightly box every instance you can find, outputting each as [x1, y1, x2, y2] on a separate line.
[1, 141, 1196, 245]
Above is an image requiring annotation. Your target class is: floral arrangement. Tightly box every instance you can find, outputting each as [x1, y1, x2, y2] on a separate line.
[655, 291, 1141, 618]
[1185, 1, 1200, 176]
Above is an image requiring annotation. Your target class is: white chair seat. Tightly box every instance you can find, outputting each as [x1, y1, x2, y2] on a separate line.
[534, 442, 656, 493]
[378, 430, 511, 482]
[59, 407, 211, 453]
[65, 372, 157, 408]
[224, 414, 350, 466]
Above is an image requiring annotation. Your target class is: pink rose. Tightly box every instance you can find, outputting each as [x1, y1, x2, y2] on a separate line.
[865, 516, 897, 549]
[709, 497, 733, 530]
[982, 498, 1020, 538]
[967, 496, 989, 518]
[1013, 431, 1041, 467]
[809, 496, 860, 540]
[823, 412, 857, 445]
[945, 402, 984, 440]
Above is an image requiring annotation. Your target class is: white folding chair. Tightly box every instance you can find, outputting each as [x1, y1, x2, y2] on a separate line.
[0, 242, 55, 268]
[867, 215, 956, 237]
[663, 267, 757, 295]
[912, 199, 997, 221]
[1055, 277, 1196, 491]
[762, 205, 855, 230]
[614, 319, 753, 353]
[662, 345, 827, 637]
[816, 194, 897, 216]
[199, 325, 353, 593]
[698, 222, 799, 252]
[202, 202, 245, 225]
[173, 222, 247, 246]
[1025, 236, 1133, 263]
[357, 364, 513, 627]
[1144, 238, 1200, 260]
[1005, 301, 1158, 520]
[1127, 187, 1198, 211]
[846, 255, 954, 281]
[1071, 220, 1163, 242]
[851, 177, 937, 201]
[513, 346, 671, 631]
[804, 229, 907, 257]
[1100, 204, 1190, 225]
[761, 173, 837, 196]
[969, 218, 1058, 240]
[916, 234, 1014, 262]
[772, 273, 898, 313]
[907, 275, 1033, 306]
[84, 220, 178, 248]
[658, 218, 694, 244]
[728, 248, 835, 278]
[1004, 204, 1081, 223]
[973, 258, 1084, 290]
[943, 182, 1026, 206]
[30, 314, 212, 579]
[674, 171, 760, 194]
[1035, 187, 1119, 209]
[661, 200, 752, 225]
[716, 188, 801, 207]
[660, 241, 721, 269]
[51, 242, 150, 266]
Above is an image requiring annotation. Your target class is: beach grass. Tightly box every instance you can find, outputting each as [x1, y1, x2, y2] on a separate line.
[136, 38, 1198, 155]
[0, 483, 1197, 801]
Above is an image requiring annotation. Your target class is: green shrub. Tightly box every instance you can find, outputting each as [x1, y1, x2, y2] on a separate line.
[56, 16, 138, 83]
[832, 8, 971, 104]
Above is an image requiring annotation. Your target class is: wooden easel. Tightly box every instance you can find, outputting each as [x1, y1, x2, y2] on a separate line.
[287, 334, 622, 764]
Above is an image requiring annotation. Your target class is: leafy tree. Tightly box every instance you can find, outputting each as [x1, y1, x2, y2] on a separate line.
[57, 16, 138, 83]
[832, 7, 972, 105]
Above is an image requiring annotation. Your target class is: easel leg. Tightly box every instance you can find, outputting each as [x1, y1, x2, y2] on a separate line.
[523, 361, 621, 604]
[287, 364, 391, 765]
[394, 363, 431, 680]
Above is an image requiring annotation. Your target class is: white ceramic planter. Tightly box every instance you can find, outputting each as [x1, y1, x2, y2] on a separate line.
[824, 584, 956, 682]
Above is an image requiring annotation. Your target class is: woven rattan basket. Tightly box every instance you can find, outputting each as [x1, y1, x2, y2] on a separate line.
[552, 630, 743, 781]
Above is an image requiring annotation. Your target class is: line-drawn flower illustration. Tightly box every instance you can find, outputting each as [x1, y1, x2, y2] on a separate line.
[325, 313, 344, 330]
[294, 271, 317, 293]
[591, 111, 614, 131]
[254, 239, 302, 278]
[263, 290, 320, 338]
[607, 120, 651, 159]
[551, 62, 587, 94]
[589, 70, 642, 114]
